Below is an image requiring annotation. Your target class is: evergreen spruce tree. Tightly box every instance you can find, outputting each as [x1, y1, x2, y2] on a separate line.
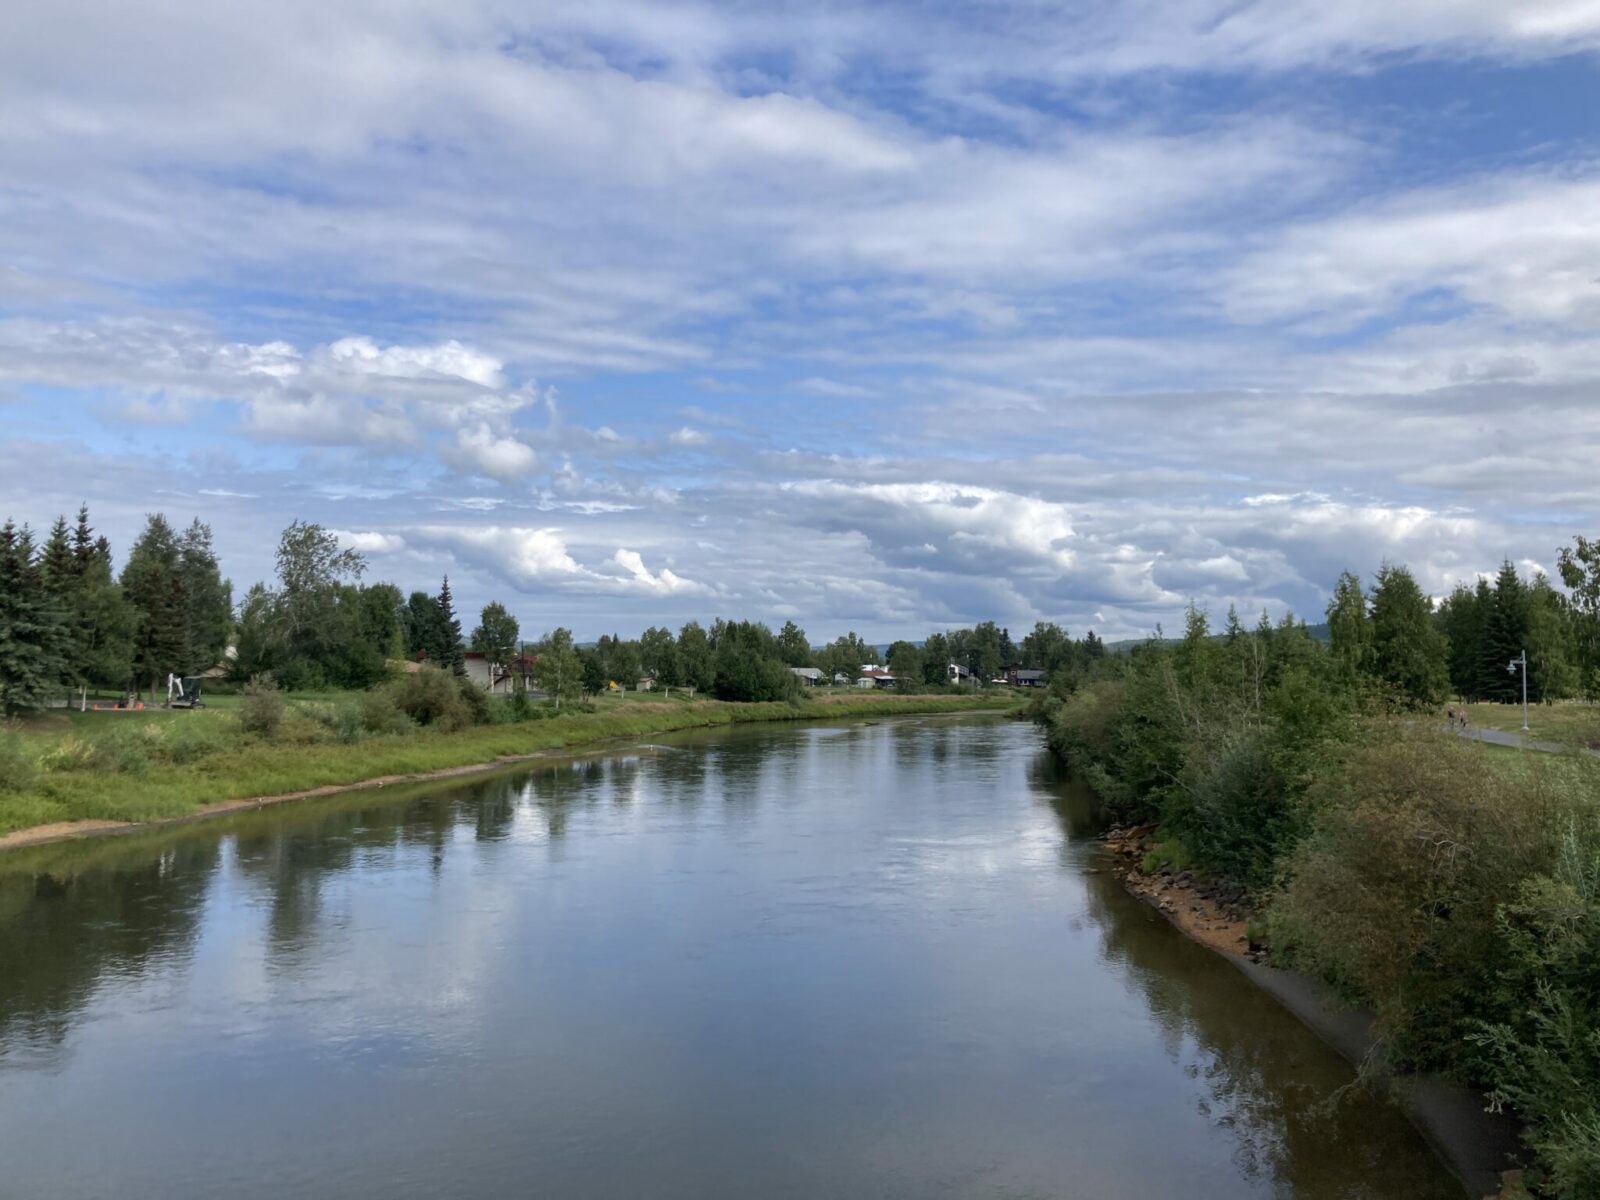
[1368, 563, 1449, 707]
[1325, 570, 1373, 682]
[1482, 560, 1531, 703]
[436, 576, 466, 676]
[178, 519, 232, 675]
[0, 521, 68, 714]
[121, 514, 189, 700]
[1437, 581, 1486, 701]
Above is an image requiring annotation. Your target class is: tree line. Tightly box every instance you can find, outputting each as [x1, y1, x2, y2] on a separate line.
[1, 509, 1072, 715]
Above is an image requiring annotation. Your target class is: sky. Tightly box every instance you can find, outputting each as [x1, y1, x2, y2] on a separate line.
[3, 1, 1599, 642]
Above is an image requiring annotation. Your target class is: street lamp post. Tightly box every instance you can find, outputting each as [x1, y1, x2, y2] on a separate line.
[1507, 651, 1530, 734]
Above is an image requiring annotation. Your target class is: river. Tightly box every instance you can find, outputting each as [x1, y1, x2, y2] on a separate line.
[0, 714, 1461, 1198]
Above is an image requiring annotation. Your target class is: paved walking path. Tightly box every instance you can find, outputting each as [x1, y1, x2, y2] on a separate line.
[1451, 724, 1600, 758]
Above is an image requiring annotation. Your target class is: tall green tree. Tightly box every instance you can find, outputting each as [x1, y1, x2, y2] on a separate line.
[0, 521, 68, 713]
[178, 519, 232, 674]
[639, 626, 679, 685]
[1481, 561, 1531, 703]
[532, 627, 583, 708]
[405, 591, 444, 659]
[676, 621, 714, 694]
[435, 576, 465, 676]
[67, 509, 133, 692]
[776, 620, 811, 667]
[1368, 563, 1449, 707]
[1556, 534, 1600, 697]
[921, 631, 951, 685]
[1437, 580, 1487, 701]
[121, 514, 188, 699]
[1526, 575, 1578, 702]
[886, 640, 922, 687]
[1325, 570, 1372, 682]
[470, 602, 520, 683]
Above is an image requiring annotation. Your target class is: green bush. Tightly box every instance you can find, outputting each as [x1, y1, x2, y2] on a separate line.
[387, 666, 483, 732]
[315, 699, 367, 745]
[358, 689, 413, 736]
[238, 675, 287, 740]
[1270, 734, 1570, 1068]
[87, 724, 154, 776]
[0, 725, 36, 792]
[1469, 816, 1600, 1198]
[1168, 732, 1300, 894]
[159, 718, 231, 764]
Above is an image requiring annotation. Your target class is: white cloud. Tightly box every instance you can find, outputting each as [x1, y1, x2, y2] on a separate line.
[669, 426, 709, 446]
[612, 548, 710, 595]
[445, 423, 538, 481]
[331, 529, 407, 554]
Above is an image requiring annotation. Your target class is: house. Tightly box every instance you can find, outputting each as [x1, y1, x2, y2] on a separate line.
[463, 652, 516, 694]
[790, 667, 823, 686]
[858, 667, 898, 689]
[1006, 666, 1047, 688]
[636, 676, 657, 692]
[947, 663, 973, 684]
[832, 672, 851, 686]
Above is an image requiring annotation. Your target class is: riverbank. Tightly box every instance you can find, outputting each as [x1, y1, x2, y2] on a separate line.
[0, 693, 1018, 851]
[1099, 825, 1523, 1199]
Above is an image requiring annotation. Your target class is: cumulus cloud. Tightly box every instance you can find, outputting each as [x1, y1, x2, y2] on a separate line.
[668, 426, 709, 446]
[611, 548, 710, 595]
[445, 423, 538, 481]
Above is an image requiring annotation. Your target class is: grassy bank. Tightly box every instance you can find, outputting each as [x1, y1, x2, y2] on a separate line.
[0, 691, 1017, 839]
[1040, 664, 1600, 1195]
[1461, 700, 1600, 750]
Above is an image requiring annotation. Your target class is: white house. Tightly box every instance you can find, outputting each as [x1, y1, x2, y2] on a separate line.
[790, 667, 824, 686]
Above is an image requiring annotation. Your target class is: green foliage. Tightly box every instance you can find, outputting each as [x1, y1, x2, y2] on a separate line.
[533, 628, 584, 708]
[711, 620, 799, 702]
[1270, 736, 1572, 1067]
[387, 665, 481, 731]
[1368, 563, 1449, 708]
[776, 620, 811, 667]
[238, 674, 287, 739]
[470, 601, 519, 678]
[358, 688, 414, 736]
[0, 725, 37, 793]
[0, 520, 69, 714]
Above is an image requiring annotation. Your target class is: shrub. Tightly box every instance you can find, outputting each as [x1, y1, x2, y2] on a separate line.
[387, 666, 483, 732]
[1167, 732, 1299, 894]
[160, 718, 231, 764]
[1469, 815, 1600, 1198]
[238, 674, 287, 740]
[1269, 733, 1569, 1068]
[358, 689, 413, 736]
[87, 724, 154, 775]
[0, 725, 36, 792]
[315, 699, 366, 745]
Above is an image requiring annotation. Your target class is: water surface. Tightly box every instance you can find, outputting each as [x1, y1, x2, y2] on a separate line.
[0, 716, 1460, 1198]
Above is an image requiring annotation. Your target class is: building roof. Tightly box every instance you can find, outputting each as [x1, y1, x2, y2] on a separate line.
[790, 667, 824, 680]
[1014, 669, 1046, 680]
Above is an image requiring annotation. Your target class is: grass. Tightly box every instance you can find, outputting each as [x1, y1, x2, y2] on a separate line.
[1459, 700, 1600, 750]
[0, 689, 1020, 839]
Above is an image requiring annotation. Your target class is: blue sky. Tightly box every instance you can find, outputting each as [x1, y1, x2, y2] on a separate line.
[3, 1, 1599, 641]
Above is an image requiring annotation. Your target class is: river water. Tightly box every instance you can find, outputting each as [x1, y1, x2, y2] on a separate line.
[0, 715, 1460, 1199]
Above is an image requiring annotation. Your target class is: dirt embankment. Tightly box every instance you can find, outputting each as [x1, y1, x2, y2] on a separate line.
[1099, 824, 1259, 957]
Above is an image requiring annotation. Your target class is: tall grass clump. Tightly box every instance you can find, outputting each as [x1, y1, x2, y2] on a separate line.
[0, 724, 36, 793]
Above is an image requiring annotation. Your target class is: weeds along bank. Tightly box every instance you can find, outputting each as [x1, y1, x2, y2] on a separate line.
[0, 668, 1016, 839]
[1035, 621, 1600, 1198]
